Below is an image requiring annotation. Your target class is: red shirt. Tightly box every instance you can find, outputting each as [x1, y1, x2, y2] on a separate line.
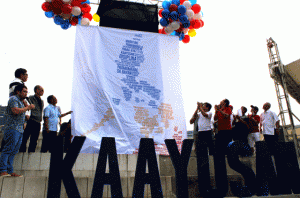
[216, 106, 232, 130]
[248, 114, 260, 133]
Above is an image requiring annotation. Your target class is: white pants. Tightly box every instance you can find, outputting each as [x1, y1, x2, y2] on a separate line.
[248, 132, 260, 148]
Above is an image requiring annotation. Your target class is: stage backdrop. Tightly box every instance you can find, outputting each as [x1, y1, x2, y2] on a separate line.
[72, 26, 186, 154]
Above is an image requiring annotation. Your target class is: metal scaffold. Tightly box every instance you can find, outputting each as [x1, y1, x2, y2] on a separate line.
[266, 37, 300, 159]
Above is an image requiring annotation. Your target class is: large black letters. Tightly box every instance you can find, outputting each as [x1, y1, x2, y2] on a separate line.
[47, 136, 86, 198]
[165, 139, 194, 198]
[91, 137, 123, 198]
[132, 138, 163, 198]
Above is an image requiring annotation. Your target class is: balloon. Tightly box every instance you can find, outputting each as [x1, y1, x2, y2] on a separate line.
[158, 9, 163, 18]
[93, 13, 100, 22]
[164, 25, 173, 34]
[175, 24, 184, 32]
[179, 15, 188, 23]
[62, 4, 72, 14]
[182, 21, 190, 28]
[162, 9, 170, 18]
[162, 1, 171, 10]
[54, 15, 63, 25]
[52, 7, 62, 15]
[178, 5, 186, 15]
[82, 13, 93, 21]
[191, 4, 201, 14]
[63, 0, 71, 3]
[170, 31, 176, 36]
[158, 29, 163, 34]
[45, 0, 52, 2]
[61, 13, 72, 19]
[70, 17, 79, 25]
[81, 3, 91, 13]
[170, 11, 179, 21]
[182, 35, 190, 43]
[180, 0, 186, 5]
[81, 18, 90, 26]
[183, 28, 189, 34]
[193, 19, 203, 29]
[193, 13, 202, 20]
[182, 1, 191, 9]
[52, 0, 63, 8]
[179, 32, 185, 41]
[160, 18, 169, 26]
[171, 21, 180, 30]
[171, 0, 180, 6]
[72, 6, 81, 16]
[186, 9, 194, 19]
[42, 2, 53, 12]
[45, 11, 54, 18]
[61, 20, 70, 29]
[188, 29, 196, 37]
[189, 19, 195, 29]
[71, 0, 81, 7]
[169, 4, 178, 12]
[175, 32, 180, 36]
[189, 0, 197, 5]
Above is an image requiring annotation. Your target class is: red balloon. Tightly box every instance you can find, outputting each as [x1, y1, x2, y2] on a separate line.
[159, 29, 163, 34]
[81, 4, 91, 13]
[42, 2, 53, 12]
[70, 17, 79, 26]
[159, 9, 163, 18]
[193, 19, 201, 29]
[191, 4, 201, 14]
[71, 0, 81, 7]
[62, 4, 72, 14]
[83, 13, 93, 21]
[182, 35, 190, 43]
[180, 0, 186, 5]
[169, 4, 178, 12]
[52, 7, 62, 15]
[189, 19, 195, 29]
[199, 19, 204, 27]
[52, 0, 63, 8]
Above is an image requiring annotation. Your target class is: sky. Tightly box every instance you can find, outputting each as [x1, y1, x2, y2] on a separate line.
[1, 0, 300, 131]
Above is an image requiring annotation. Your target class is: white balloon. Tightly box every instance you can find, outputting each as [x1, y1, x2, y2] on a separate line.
[193, 13, 202, 20]
[182, 1, 192, 9]
[72, 6, 81, 16]
[81, 18, 90, 26]
[164, 25, 173, 34]
[63, 0, 72, 3]
[45, 0, 52, 2]
[171, 21, 180, 30]
[186, 10, 194, 19]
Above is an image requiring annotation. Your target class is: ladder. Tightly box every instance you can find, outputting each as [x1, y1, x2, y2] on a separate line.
[266, 37, 300, 157]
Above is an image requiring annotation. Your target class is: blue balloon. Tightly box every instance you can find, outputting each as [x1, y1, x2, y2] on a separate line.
[178, 5, 186, 15]
[179, 33, 185, 41]
[179, 15, 188, 23]
[171, 0, 180, 6]
[61, 23, 69, 30]
[81, 0, 90, 4]
[182, 21, 190, 28]
[160, 18, 169, 27]
[45, 11, 54, 18]
[78, 17, 82, 25]
[170, 31, 176, 36]
[161, 9, 170, 18]
[54, 15, 63, 25]
[162, 1, 171, 10]
[189, 0, 197, 5]
[175, 32, 180, 36]
[170, 11, 179, 21]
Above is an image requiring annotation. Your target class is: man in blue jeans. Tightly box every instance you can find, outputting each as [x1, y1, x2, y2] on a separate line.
[0, 84, 35, 177]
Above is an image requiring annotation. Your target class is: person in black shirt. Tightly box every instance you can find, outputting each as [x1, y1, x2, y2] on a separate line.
[58, 119, 72, 152]
[19, 86, 44, 152]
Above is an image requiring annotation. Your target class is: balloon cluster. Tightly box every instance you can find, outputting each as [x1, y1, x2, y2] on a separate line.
[158, 0, 204, 43]
[41, 0, 92, 30]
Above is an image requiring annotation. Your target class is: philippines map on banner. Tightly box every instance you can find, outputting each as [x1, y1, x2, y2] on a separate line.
[72, 26, 186, 154]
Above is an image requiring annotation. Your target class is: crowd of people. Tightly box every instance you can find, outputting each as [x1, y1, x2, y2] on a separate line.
[190, 99, 280, 156]
[0, 68, 72, 177]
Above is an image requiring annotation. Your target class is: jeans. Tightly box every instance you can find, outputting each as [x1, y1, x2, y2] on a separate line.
[0, 129, 23, 174]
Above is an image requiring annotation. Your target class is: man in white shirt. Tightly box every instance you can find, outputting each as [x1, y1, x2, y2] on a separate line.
[190, 102, 213, 151]
[260, 102, 279, 148]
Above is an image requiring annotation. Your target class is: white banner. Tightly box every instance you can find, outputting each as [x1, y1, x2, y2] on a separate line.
[72, 26, 186, 154]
